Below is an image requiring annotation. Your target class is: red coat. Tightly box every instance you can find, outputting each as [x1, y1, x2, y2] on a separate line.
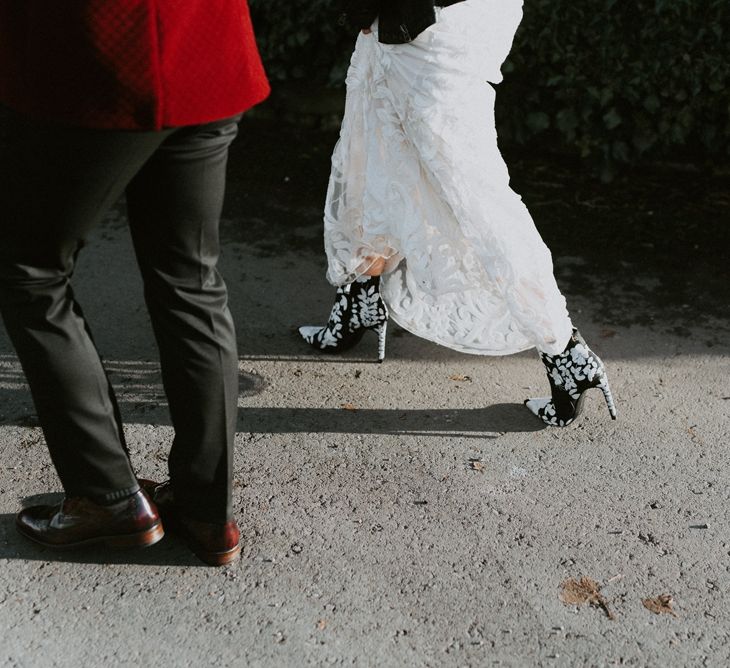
[0, 0, 270, 130]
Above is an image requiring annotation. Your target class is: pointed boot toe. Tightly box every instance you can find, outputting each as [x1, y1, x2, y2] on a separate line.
[524, 397, 550, 418]
[298, 325, 324, 343]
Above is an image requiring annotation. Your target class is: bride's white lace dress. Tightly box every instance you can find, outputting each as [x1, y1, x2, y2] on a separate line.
[323, 0, 573, 356]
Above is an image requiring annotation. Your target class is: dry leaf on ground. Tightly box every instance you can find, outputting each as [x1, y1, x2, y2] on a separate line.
[559, 577, 615, 620]
[643, 594, 678, 618]
[317, 619, 328, 630]
[340, 402, 357, 411]
[468, 459, 485, 472]
[449, 374, 472, 382]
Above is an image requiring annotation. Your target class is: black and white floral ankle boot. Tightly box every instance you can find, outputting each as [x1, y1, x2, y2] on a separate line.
[299, 276, 389, 362]
[525, 329, 617, 427]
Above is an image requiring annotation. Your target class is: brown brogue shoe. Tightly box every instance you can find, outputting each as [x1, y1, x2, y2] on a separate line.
[171, 516, 240, 567]
[16, 489, 164, 549]
[138, 479, 240, 566]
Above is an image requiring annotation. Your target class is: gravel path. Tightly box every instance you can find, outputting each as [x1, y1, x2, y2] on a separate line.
[1, 116, 728, 667]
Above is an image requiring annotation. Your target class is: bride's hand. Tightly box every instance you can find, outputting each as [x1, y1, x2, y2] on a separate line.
[361, 256, 385, 276]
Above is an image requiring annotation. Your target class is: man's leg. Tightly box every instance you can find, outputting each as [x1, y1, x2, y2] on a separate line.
[126, 117, 241, 524]
[0, 112, 172, 502]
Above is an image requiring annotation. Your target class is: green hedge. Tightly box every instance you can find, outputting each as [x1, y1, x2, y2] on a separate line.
[249, 0, 353, 86]
[249, 0, 729, 174]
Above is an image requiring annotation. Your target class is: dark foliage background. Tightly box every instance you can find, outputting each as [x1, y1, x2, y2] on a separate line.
[249, 0, 729, 177]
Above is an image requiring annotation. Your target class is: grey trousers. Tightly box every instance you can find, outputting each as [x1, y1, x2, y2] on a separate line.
[0, 111, 241, 522]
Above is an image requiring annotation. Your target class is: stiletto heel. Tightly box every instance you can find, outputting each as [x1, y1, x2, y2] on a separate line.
[376, 321, 387, 362]
[299, 276, 389, 361]
[525, 329, 616, 427]
[599, 377, 617, 420]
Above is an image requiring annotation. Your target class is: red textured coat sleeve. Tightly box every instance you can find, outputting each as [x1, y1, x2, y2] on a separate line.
[0, 0, 270, 130]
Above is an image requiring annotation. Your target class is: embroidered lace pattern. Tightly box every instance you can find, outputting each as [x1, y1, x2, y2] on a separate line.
[323, 0, 573, 355]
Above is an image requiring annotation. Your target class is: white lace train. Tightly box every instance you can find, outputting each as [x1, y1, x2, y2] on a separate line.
[323, 0, 573, 356]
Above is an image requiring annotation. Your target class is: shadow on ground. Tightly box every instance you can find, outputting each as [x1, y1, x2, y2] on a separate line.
[239, 403, 543, 437]
[0, 378, 543, 436]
